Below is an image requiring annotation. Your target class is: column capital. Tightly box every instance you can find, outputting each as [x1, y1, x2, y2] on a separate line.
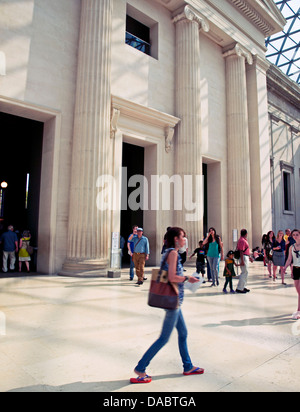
[223, 43, 253, 65]
[172, 5, 210, 33]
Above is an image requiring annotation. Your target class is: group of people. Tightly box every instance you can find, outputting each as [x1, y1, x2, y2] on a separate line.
[262, 228, 300, 320]
[0, 225, 32, 273]
[262, 229, 296, 285]
[130, 225, 300, 384]
[126, 225, 254, 295]
[189, 227, 252, 295]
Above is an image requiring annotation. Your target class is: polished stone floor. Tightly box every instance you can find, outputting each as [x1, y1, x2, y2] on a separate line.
[0, 261, 299, 392]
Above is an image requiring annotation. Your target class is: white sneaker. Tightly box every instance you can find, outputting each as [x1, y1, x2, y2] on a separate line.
[292, 311, 300, 320]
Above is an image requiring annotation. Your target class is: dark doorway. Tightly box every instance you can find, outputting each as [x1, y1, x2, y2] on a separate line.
[0, 112, 44, 270]
[121, 142, 144, 264]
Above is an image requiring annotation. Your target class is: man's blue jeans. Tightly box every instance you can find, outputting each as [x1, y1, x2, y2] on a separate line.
[135, 308, 194, 373]
[129, 256, 135, 280]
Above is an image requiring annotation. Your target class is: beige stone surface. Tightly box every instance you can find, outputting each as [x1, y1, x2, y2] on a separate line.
[0, 261, 299, 393]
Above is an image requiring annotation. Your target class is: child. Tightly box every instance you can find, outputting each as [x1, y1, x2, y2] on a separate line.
[223, 251, 239, 294]
[189, 241, 206, 283]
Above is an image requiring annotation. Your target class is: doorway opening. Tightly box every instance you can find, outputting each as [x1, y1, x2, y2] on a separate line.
[0, 112, 44, 271]
[121, 142, 145, 264]
[202, 159, 222, 241]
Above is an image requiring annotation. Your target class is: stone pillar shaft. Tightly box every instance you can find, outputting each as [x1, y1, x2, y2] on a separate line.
[64, 0, 113, 274]
[173, 6, 208, 244]
[224, 44, 252, 240]
[247, 56, 272, 247]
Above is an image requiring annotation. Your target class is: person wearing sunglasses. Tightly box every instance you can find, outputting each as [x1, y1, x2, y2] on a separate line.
[283, 229, 300, 320]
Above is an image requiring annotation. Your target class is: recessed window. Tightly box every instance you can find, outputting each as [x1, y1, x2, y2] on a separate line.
[283, 171, 292, 211]
[126, 15, 151, 56]
[125, 5, 158, 60]
[280, 161, 294, 214]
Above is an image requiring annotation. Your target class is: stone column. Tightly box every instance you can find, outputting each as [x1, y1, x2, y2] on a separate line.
[173, 6, 209, 246]
[61, 0, 113, 276]
[246, 55, 272, 248]
[223, 43, 253, 244]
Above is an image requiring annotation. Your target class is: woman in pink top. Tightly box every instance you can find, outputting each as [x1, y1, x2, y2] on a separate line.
[283, 229, 300, 320]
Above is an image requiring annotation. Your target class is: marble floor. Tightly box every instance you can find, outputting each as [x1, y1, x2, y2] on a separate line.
[0, 261, 299, 392]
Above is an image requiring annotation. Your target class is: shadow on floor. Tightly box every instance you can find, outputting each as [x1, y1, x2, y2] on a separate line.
[203, 314, 294, 328]
[8, 373, 182, 392]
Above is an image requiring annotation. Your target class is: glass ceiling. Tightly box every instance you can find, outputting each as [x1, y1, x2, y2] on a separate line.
[265, 0, 300, 84]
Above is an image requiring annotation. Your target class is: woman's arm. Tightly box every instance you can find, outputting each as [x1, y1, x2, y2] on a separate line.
[202, 236, 209, 246]
[219, 237, 224, 261]
[283, 246, 293, 272]
[167, 251, 199, 284]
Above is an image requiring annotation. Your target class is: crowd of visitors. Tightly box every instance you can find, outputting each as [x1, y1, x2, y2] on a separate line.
[127, 225, 300, 319]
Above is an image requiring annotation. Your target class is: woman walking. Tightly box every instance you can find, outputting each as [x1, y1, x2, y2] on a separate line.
[130, 227, 203, 384]
[272, 230, 286, 284]
[263, 231, 275, 278]
[283, 229, 300, 320]
[203, 227, 224, 286]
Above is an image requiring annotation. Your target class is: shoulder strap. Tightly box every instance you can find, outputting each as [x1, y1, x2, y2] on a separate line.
[158, 249, 178, 279]
[160, 249, 172, 270]
[134, 238, 142, 252]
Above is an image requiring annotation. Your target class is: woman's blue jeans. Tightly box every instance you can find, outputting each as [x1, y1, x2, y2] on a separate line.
[207, 256, 219, 285]
[135, 308, 194, 373]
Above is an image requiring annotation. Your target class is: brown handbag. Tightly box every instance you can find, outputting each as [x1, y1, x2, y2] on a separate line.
[148, 251, 179, 310]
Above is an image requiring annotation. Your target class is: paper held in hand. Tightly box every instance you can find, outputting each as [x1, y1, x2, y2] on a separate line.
[184, 273, 204, 293]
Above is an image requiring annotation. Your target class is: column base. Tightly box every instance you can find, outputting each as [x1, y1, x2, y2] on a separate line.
[58, 258, 110, 278]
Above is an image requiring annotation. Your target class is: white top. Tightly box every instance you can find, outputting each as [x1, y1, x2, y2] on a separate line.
[179, 237, 188, 253]
[292, 245, 300, 267]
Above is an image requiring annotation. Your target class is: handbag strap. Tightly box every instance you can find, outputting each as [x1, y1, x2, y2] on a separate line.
[134, 238, 142, 252]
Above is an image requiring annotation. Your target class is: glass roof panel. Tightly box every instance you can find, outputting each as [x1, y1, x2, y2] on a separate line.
[266, 0, 300, 84]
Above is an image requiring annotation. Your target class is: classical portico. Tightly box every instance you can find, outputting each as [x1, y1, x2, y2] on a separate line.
[59, 0, 285, 276]
[40, 0, 287, 276]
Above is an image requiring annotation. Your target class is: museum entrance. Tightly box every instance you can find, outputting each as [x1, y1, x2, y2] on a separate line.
[120, 142, 145, 265]
[0, 112, 44, 271]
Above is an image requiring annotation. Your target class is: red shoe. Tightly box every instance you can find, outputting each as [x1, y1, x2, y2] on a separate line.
[183, 367, 204, 376]
[130, 374, 152, 384]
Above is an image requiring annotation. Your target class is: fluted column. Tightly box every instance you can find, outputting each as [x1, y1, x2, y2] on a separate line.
[62, 0, 113, 275]
[247, 56, 272, 248]
[223, 44, 253, 243]
[173, 6, 209, 246]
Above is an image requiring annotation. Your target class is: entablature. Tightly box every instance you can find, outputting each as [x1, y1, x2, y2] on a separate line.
[111, 95, 181, 153]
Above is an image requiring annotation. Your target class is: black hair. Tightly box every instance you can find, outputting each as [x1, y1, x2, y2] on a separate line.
[267, 230, 275, 242]
[165, 227, 184, 248]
